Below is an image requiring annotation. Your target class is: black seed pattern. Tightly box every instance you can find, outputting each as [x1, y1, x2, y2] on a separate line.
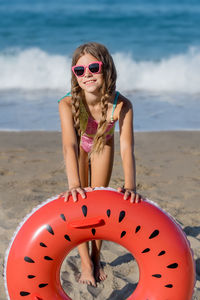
[121, 231, 126, 238]
[158, 250, 166, 256]
[27, 275, 35, 279]
[60, 214, 66, 221]
[149, 230, 159, 239]
[64, 234, 71, 241]
[142, 248, 150, 253]
[46, 224, 54, 235]
[24, 256, 35, 263]
[40, 242, 47, 247]
[152, 274, 162, 278]
[119, 211, 126, 223]
[92, 229, 96, 236]
[107, 209, 111, 217]
[135, 225, 141, 233]
[20, 291, 30, 296]
[167, 263, 178, 269]
[165, 284, 173, 288]
[82, 205, 87, 217]
[39, 283, 48, 288]
[44, 256, 53, 261]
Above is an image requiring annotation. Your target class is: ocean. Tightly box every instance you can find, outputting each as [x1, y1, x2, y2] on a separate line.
[0, 0, 200, 131]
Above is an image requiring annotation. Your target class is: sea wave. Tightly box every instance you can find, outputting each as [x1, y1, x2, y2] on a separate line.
[114, 47, 200, 94]
[0, 48, 70, 91]
[1, 47, 200, 94]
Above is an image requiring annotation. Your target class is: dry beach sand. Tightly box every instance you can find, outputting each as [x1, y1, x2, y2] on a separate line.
[0, 131, 199, 299]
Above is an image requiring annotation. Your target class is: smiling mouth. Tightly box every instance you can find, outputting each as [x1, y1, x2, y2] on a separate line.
[84, 79, 96, 84]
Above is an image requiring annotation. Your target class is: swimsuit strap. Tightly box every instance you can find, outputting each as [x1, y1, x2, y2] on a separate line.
[110, 91, 119, 122]
[58, 92, 71, 103]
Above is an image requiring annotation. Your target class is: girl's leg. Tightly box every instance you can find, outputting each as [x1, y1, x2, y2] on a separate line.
[77, 147, 96, 286]
[90, 137, 114, 188]
[90, 137, 114, 281]
[78, 146, 89, 187]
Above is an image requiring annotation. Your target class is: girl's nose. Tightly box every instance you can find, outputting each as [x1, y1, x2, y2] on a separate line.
[84, 66, 92, 77]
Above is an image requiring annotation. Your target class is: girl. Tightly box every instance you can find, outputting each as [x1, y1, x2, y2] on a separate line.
[58, 42, 141, 287]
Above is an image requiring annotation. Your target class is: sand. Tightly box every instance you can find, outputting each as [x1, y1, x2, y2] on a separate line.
[0, 131, 199, 299]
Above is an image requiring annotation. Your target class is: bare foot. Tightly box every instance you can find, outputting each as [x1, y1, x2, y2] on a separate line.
[78, 262, 96, 287]
[94, 261, 107, 282]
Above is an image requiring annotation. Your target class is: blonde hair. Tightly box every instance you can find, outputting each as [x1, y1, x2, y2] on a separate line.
[71, 42, 117, 154]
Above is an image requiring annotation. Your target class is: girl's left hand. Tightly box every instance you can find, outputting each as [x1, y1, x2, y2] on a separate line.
[118, 187, 143, 203]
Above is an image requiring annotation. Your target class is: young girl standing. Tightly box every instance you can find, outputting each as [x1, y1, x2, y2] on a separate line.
[58, 42, 141, 287]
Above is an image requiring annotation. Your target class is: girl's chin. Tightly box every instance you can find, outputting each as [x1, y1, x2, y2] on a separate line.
[83, 85, 100, 93]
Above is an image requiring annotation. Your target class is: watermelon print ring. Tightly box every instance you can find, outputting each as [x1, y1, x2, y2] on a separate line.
[4, 188, 195, 300]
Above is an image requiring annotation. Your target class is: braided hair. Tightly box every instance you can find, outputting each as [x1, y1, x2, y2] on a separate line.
[71, 42, 117, 154]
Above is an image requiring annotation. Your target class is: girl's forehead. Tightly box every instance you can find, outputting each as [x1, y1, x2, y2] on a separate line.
[76, 53, 98, 65]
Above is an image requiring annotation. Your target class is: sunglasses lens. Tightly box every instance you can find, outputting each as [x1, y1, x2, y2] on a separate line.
[89, 63, 100, 73]
[74, 66, 85, 76]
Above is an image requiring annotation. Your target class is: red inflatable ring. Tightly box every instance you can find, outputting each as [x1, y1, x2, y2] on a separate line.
[5, 188, 195, 300]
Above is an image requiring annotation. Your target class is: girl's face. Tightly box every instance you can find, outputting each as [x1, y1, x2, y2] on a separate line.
[74, 53, 104, 95]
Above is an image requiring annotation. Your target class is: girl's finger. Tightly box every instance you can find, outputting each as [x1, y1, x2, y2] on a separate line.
[84, 187, 93, 192]
[64, 191, 70, 202]
[118, 187, 125, 193]
[71, 189, 78, 202]
[130, 192, 136, 203]
[77, 187, 86, 199]
[134, 193, 139, 203]
[135, 193, 142, 203]
[124, 190, 130, 200]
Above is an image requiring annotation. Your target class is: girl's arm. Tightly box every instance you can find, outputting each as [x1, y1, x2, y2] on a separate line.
[119, 98, 141, 203]
[59, 97, 86, 201]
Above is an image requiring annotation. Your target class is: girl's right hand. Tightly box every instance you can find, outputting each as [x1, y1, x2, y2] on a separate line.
[59, 187, 93, 202]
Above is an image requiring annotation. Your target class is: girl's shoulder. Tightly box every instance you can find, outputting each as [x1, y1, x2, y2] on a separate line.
[112, 92, 133, 123]
[115, 93, 133, 116]
[118, 93, 133, 108]
[58, 92, 72, 106]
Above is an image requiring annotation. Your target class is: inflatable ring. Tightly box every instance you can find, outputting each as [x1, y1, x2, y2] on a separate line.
[5, 188, 195, 300]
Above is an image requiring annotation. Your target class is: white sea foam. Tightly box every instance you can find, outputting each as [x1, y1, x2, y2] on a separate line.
[114, 47, 200, 94]
[1, 47, 200, 94]
[0, 48, 71, 91]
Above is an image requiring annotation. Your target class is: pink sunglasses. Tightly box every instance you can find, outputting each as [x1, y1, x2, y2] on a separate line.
[72, 61, 103, 77]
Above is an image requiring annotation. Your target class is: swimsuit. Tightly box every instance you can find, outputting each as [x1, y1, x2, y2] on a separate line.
[58, 91, 119, 153]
